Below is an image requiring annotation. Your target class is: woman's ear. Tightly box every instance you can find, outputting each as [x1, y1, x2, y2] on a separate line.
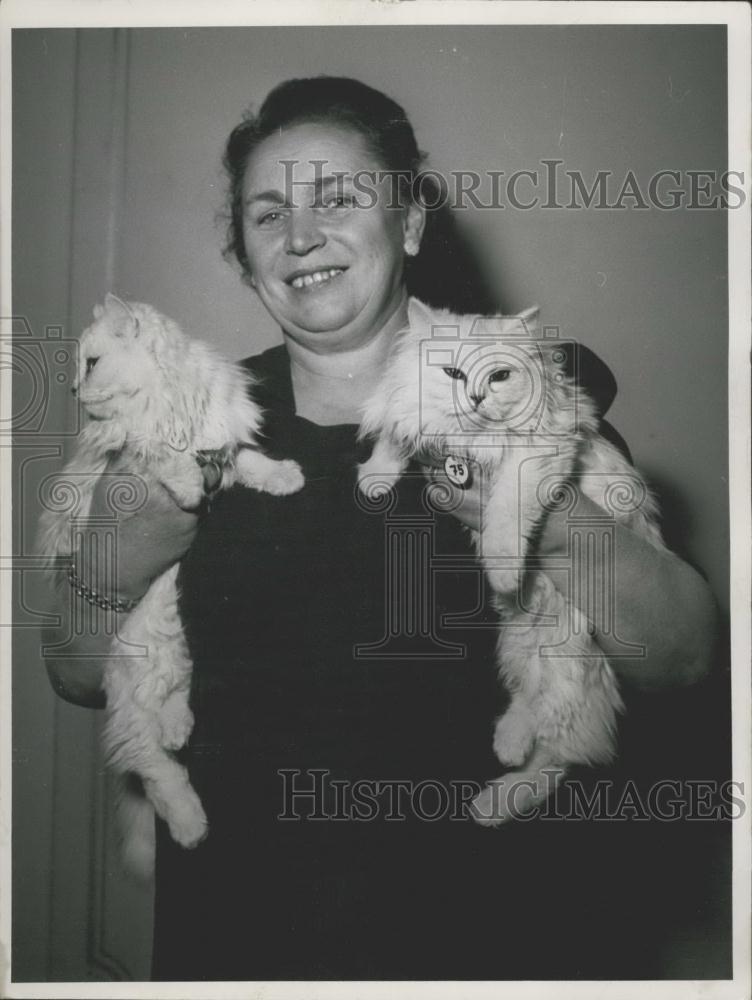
[403, 201, 426, 257]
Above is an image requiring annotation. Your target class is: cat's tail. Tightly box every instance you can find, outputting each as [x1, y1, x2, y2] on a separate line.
[114, 774, 156, 880]
[469, 746, 567, 827]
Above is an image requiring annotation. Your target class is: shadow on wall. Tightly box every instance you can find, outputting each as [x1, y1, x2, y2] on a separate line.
[407, 203, 505, 315]
[642, 469, 698, 569]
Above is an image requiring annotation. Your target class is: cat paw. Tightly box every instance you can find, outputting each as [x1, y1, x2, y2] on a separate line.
[165, 788, 208, 849]
[159, 702, 194, 751]
[259, 459, 305, 496]
[469, 783, 512, 827]
[469, 779, 537, 827]
[357, 462, 400, 499]
[486, 567, 523, 597]
[492, 714, 535, 767]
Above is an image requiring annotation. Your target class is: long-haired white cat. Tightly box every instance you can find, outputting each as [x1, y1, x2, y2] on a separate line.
[39, 294, 304, 874]
[357, 297, 666, 824]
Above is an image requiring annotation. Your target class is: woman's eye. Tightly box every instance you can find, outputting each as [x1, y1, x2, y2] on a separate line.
[86, 357, 99, 374]
[489, 369, 511, 383]
[443, 367, 466, 381]
[257, 209, 286, 227]
[323, 195, 355, 210]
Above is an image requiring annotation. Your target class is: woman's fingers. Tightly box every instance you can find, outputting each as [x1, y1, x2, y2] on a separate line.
[91, 453, 203, 519]
[84, 455, 202, 602]
[420, 462, 483, 532]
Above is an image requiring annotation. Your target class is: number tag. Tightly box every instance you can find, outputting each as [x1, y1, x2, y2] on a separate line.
[443, 455, 472, 489]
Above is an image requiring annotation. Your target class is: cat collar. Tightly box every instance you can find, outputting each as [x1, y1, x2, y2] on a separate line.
[195, 449, 227, 495]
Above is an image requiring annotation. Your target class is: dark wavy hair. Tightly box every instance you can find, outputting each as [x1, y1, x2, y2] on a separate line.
[222, 75, 427, 284]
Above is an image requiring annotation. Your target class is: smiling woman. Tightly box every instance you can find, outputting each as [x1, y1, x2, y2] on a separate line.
[40, 73, 725, 983]
[241, 123, 421, 349]
[225, 87, 427, 429]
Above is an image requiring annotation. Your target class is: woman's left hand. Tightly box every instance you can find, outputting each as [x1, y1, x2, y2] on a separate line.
[420, 457, 569, 554]
[420, 456, 717, 691]
[419, 459, 483, 533]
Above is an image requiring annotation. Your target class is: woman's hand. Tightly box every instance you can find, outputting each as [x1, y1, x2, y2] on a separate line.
[81, 452, 204, 603]
[43, 453, 207, 708]
[419, 459, 483, 533]
[419, 460, 717, 691]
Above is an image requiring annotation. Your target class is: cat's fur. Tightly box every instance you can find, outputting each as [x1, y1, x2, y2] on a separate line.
[39, 294, 304, 874]
[357, 297, 666, 823]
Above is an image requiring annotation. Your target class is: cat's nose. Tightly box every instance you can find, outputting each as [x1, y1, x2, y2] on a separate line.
[469, 392, 484, 408]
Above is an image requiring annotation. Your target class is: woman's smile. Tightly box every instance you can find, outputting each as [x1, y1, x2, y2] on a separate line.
[285, 265, 348, 291]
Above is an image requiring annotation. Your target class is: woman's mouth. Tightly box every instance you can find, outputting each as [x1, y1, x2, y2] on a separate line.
[287, 267, 347, 291]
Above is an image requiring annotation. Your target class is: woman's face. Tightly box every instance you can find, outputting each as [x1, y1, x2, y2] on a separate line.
[241, 122, 424, 353]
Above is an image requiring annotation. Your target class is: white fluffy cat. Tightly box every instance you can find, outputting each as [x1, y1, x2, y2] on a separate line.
[357, 297, 666, 824]
[39, 294, 304, 875]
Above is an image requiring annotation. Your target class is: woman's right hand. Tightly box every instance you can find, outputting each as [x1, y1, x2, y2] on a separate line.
[82, 453, 204, 603]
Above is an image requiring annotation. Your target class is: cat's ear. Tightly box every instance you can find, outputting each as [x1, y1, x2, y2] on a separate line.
[518, 304, 541, 335]
[104, 292, 130, 314]
[104, 293, 140, 336]
[407, 297, 437, 331]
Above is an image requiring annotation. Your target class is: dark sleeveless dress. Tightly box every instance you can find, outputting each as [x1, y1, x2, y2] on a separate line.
[151, 344, 731, 981]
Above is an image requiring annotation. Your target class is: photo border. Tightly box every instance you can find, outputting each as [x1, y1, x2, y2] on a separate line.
[1, 2, 749, 998]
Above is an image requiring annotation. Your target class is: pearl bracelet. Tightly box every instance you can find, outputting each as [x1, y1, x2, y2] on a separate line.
[66, 562, 142, 614]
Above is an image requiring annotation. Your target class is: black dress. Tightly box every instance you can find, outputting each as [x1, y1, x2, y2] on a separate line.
[151, 344, 731, 981]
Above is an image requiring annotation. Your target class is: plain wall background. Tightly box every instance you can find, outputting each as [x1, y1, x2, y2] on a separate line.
[12, 24, 730, 980]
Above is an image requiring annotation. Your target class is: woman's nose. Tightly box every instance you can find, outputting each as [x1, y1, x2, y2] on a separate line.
[285, 208, 325, 255]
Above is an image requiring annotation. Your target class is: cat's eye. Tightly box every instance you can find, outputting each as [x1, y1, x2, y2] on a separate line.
[86, 357, 99, 374]
[489, 369, 512, 383]
[443, 367, 466, 381]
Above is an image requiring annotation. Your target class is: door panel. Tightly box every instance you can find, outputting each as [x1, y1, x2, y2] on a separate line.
[12, 28, 153, 982]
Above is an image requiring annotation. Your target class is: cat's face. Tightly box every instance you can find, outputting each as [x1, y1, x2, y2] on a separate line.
[407, 299, 548, 436]
[73, 296, 162, 421]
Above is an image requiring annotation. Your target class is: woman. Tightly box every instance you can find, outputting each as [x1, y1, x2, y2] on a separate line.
[45, 77, 719, 980]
